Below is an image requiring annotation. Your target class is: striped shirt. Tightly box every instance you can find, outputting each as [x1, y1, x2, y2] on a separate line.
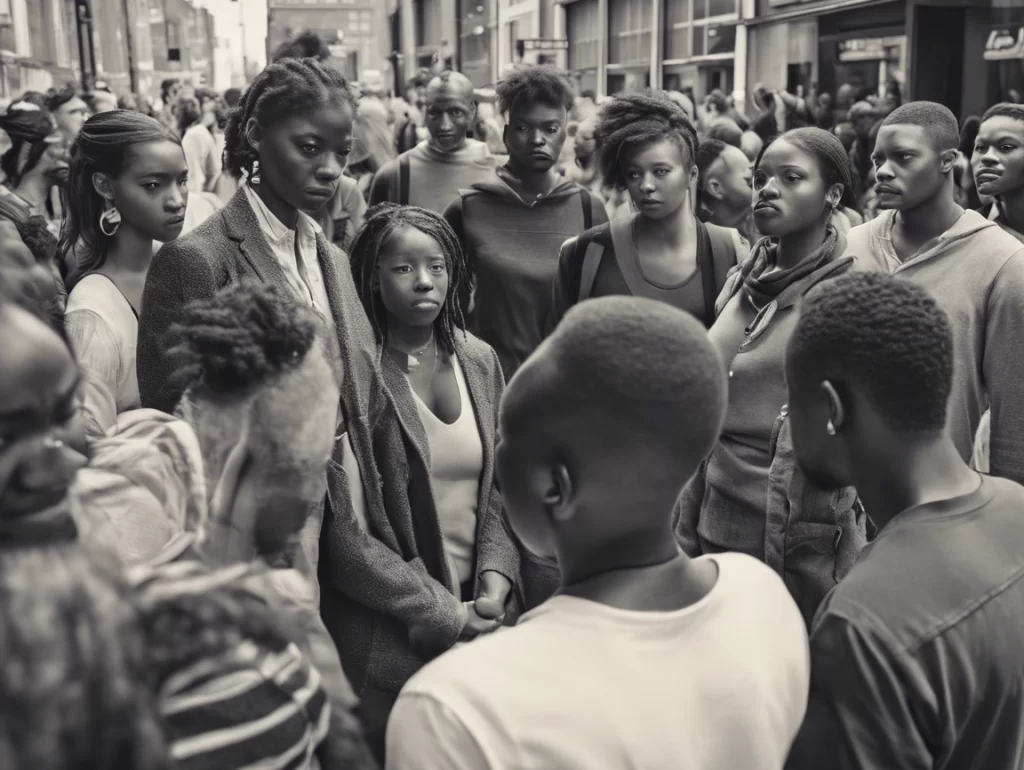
[131, 554, 331, 770]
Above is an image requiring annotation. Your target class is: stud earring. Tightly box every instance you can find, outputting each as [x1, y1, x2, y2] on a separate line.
[250, 160, 261, 185]
[826, 419, 836, 436]
[99, 205, 121, 237]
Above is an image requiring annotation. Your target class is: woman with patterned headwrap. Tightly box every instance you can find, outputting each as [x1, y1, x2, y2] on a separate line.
[0, 102, 68, 233]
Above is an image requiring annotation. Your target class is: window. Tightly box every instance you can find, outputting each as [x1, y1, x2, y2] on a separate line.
[509, 18, 520, 60]
[416, 0, 441, 46]
[567, 0, 599, 71]
[663, 0, 738, 62]
[608, 0, 652, 66]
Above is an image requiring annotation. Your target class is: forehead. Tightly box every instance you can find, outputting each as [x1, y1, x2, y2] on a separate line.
[0, 308, 77, 410]
[425, 83, 473, 109]
[509, 101, 566, 124]
[58, 97, 88, 114]
[758, 138, 815, 169]
[271, 103, 354, 137]
[978, 115, 1024, 142]
[122, 140, 187, 175]
[380, 225, 444, 259]
[875, 123, 932, 150]
[624, 138, 685, 167]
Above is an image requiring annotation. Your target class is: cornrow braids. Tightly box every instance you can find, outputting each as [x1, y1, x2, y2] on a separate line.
[166, 282, 320, 397]
[791, 272, 954, 433]
[495, 64, 574, 117]
[595, 90, 699, 190]
[223, 58, 357, 179]
[349, 203, 469, 355]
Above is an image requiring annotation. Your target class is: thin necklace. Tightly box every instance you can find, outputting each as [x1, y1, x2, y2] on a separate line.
[389, 329, 434, 369]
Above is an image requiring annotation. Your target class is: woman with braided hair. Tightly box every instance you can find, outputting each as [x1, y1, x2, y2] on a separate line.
[550, 90, 747, 331]
[342, 204, 519, 757]
[676, 126, 867, 627]
[0, 102, 69, 232]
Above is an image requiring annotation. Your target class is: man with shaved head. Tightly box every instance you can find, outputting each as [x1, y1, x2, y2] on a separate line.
[368, 70, 496, 213]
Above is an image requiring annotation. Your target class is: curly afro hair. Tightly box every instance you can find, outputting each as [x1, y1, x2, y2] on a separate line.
[166, 281, 321, 397]
[495, 64, 574, 117]
[595, 90, 698, 190]
[789, 271, 954, 432]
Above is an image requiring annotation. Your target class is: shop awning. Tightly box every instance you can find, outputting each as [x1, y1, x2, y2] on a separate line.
[984, 27, 1024, 61]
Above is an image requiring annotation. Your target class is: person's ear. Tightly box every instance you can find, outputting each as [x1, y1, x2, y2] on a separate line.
[706, 177, 725, 201]
[91, 172, 116, 204]
[244, 117, 262, 156]
[940, 148, 958, 176]
[828, 183, 844, 210]
[209, 408, 253, 526]
[544, 463, 574, 523]
[821, 379, 846, 434]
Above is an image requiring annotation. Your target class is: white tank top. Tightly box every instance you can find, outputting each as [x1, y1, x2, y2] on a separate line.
[412, 355, 483, 587]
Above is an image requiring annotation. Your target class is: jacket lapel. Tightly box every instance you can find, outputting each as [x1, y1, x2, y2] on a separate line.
[455, 337, 495, 490]
[380, 353, 432, 467]
[222, 186, 290, 288]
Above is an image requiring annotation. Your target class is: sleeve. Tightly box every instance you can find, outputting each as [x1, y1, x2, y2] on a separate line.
[475, 348, 521, 591]
[386, 692, 493, 770]
[984, 250, 1024, 485]
[137, 241, 216, 413]
[321, 458, 466, 657]
[64, 309, 121, 436]
[796, 611, 935, 770]
[548, 236, 582, 337]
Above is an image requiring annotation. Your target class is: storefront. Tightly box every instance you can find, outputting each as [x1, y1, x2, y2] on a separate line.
[562, 0, 600, 94]
[662, 0, 740, 99]
[746, 0, 906, 110]
[907, 0, 1024, 118]
[606, 0, 652, 93]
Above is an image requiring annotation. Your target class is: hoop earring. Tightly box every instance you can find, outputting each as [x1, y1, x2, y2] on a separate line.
[99, 205, 121, 237]
[250, 160, 261, 185]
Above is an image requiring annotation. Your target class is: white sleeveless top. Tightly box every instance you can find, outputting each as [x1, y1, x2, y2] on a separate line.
[412, 355, 483, 586]
[65, 274, 140, 434]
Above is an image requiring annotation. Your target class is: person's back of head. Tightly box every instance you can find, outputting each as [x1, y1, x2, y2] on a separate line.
[785, 272, 954, 491]
[497, 296, 726, 562]
[168, 282, 341, 559]
[707, 117, 743, 148]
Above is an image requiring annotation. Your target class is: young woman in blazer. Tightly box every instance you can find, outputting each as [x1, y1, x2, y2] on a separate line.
[346, 203, 520, 751]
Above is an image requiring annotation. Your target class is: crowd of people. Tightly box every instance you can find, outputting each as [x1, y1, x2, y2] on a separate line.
[1, 26, 1024, 770]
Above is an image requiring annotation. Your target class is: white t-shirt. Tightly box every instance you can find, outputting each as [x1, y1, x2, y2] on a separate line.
[385, 553, 810, 770]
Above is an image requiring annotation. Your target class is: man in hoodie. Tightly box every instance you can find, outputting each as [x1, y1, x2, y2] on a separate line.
[444, 64, 609, 379]
[843, 101, 1024, 486]
[368, 70, 495, 214]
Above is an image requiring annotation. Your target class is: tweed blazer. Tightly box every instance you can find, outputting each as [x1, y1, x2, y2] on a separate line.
[320, 330, 521, 698]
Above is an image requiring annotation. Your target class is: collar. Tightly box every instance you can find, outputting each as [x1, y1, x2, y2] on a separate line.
[242, 183, 323, 242]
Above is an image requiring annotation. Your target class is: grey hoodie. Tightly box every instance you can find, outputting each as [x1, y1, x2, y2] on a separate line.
[843, 209, 1024, 485]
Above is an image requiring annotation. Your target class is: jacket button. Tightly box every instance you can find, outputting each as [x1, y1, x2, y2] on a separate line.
[728, 370, 734, 378]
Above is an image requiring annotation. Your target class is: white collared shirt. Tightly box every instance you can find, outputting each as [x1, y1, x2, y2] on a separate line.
[243, 184, 334, 323]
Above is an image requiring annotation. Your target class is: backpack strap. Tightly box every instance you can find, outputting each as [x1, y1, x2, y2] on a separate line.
[580, 187, 592, 232]
[577, 239, 604, 302]
[398, 154, 410, 206]
[696, 220, 718, 328]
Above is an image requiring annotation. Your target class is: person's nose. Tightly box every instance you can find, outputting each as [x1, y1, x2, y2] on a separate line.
[759, 177, 780, 200]
[166, 184, 186, 211]
[640, 173, 657, 194]
[316, 153, 343, 182]
[875, 160, 895, 182]
[529, 129, 546, 147]
[414, 267, 434, 292]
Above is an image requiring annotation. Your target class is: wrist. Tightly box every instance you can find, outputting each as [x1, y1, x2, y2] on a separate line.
[479, 570, 513, 601]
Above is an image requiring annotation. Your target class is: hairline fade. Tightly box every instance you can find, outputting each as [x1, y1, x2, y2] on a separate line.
[879, 101, 959, 153]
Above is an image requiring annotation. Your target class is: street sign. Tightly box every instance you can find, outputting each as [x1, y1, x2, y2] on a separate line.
[519, 39, 568, 52]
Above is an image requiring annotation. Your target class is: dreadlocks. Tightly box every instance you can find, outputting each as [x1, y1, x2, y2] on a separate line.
[223, 57, 356, 179]
[349, 203, 469, 355]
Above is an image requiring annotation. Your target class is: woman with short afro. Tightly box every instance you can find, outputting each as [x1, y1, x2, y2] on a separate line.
[550, 90, 748, 330]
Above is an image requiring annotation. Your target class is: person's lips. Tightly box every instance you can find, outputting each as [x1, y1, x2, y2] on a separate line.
[875, 184, 900, 196]
[412, 299, 441, 310]
[974, 169, 1002, 186]
[639, 199, 662, 207]
[305, 187, 335, 199]
[530, 151, 551, 160]
[165, 215, 185, 227]
[753, 201, 779, 214]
